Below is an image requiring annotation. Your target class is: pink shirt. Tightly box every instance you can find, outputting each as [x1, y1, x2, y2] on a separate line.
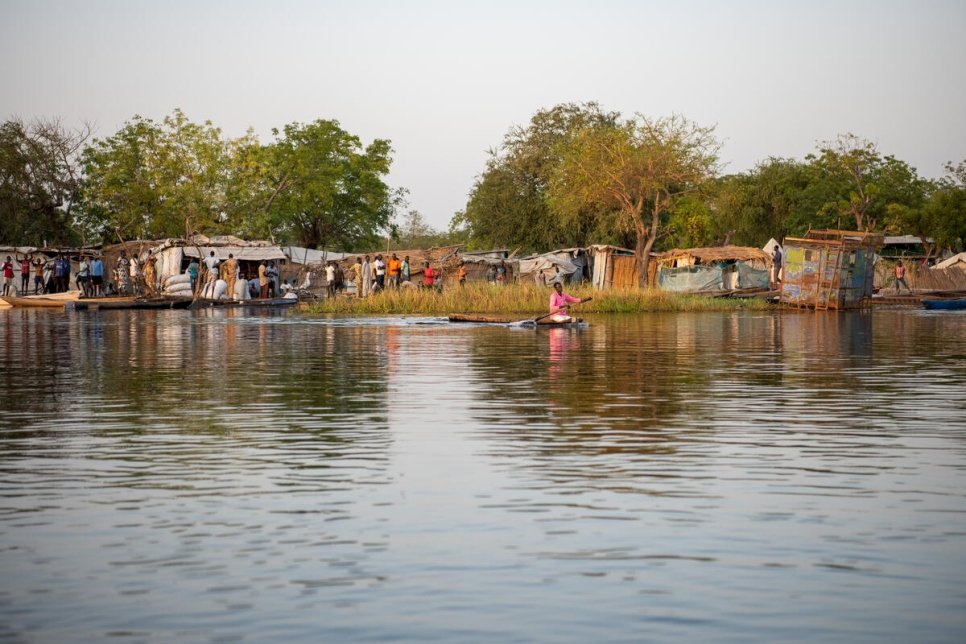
[550, 291, 580, 314]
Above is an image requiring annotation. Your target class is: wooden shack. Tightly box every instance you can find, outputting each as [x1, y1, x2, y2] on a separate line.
[780, 230, 883, 310]
[586, 245, 638, 289]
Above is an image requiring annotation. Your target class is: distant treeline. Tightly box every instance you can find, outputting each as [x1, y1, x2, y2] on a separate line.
[454, 103, 966, 273]
[0, 110, 403, 251]
[3, 104, 965, 280]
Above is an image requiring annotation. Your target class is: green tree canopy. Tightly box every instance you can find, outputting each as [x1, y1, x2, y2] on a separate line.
[0, 118, 90, 245]
[549, 114, 720, 284]
[79, 109, 232, 242]
[233, 120, 395, 250]
[456, 102, 620, 252]
[809, 133, 926, 232]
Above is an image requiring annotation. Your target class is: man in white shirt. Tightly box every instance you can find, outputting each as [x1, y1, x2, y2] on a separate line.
[203, 251, 220, 285]
[324, 262, 336, 297]
[373, 255, 386, 291]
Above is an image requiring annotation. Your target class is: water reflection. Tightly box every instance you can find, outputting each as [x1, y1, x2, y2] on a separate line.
[1, 307, 965, 642]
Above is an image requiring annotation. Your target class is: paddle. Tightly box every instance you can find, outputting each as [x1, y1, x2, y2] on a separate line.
[524, 296, 592, 325]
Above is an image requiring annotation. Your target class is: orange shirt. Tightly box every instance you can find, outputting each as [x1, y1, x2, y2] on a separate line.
[387, 258, 401, 276]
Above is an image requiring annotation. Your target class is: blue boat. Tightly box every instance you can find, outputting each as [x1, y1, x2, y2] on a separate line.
[922, 297, 966, 310]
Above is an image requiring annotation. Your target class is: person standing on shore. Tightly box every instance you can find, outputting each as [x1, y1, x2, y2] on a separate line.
[894, 260, 911, 293]
[1, 256, 13, 296]
[325, 261, 336, 298]
[203, 251, 220, 287]
[115, 251, 130, 295]
[422, 261, 437, 289]
[32, 255, 46, 294]
[129, 252, 142, 296]
[350, 257, 363, 297]
[772, 246, 783, 288]
[222, 253, 238, 300]
[18, 254, 31, 295]
[457, 261, 467, 287]
[144, 251, 158, 296]
[258, 260, 269, 299]
[374, 254, 386, 291]
[401, 255, 411, 284]
[76, 255, 91, 297]
[187, 257, 199, 294]
[90, 255, 104, 296]
[361, 255, 372, 297]
[386, 253, 400, 289]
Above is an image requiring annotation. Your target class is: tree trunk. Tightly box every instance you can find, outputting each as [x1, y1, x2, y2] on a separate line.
[634, 220, 648, 287]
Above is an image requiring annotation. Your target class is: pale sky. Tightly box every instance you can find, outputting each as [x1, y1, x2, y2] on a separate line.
[2, 0, 964, 230]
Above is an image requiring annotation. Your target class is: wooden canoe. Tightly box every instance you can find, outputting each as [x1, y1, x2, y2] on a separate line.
[1, 295, 74, 308]
[448, 313, 584, 326]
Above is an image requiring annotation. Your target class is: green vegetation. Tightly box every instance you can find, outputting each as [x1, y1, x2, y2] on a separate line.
[0, 118, 90, 246]
[457, 103, 966, 261]
[3, 103, 964, 260]
[304, 283, 769, 316]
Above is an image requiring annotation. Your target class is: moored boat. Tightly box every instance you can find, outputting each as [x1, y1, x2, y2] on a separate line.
[922, 297, 966, 310]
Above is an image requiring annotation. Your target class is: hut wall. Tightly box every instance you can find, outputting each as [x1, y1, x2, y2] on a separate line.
[610, 255, 640, 288]
[735, 262, 770, 289]
[781, 244, 876, 309]
[657, 265, 724, 292]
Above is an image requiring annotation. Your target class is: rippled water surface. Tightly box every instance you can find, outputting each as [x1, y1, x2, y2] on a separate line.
[1, 307, 965, 642]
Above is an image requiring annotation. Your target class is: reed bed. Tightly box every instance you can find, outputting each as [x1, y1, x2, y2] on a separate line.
[304, 283, 771, 315]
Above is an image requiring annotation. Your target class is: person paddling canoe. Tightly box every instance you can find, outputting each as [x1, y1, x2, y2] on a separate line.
[549, 281, 581, 323]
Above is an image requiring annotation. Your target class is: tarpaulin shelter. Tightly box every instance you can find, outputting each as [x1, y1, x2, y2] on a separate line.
[653, 246, 771, 292]
[517, 248, 586, 284]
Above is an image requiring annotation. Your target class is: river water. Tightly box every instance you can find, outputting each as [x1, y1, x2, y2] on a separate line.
[1, 307, 965, 642]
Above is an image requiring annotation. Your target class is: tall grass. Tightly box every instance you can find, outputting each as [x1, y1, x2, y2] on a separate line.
[304, 283, 771, 315]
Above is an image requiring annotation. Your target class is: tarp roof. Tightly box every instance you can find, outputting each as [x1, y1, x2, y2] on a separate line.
[283, 246, 354, 264]
[184, 246, 287, 261]
[884, 235, 933, 245]
[517, 250, 581, 275]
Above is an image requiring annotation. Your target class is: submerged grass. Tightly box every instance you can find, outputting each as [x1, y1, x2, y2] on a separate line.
[304, 283, 771, 315]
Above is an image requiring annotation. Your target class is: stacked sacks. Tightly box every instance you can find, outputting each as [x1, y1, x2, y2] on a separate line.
[163, 273, 194, 297]
[202, 279, 228, 300]
[233, 278, 249, 300]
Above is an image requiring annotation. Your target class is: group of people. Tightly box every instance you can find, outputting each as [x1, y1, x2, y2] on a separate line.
[111, 249, 160, 297]
[335, 254, 438, 297]
[325, 253, 444, 297]
[1, 252, 110, 297]
[200, 251, 282, 300]
[485, 261, 509, 285]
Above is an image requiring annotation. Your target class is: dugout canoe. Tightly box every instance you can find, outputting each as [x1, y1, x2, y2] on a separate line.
[447, 313, 584, 326]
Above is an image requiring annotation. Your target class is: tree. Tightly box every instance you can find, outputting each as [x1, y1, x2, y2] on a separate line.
[457, 102, 620, 252]
[234, 120, 395, 250]
[550, 114, 720, 285]
[0, 117, 91, 245]
[906, 160, 966, 255]
[80, 110, 232, 241]
[810, 134, 926, 232]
